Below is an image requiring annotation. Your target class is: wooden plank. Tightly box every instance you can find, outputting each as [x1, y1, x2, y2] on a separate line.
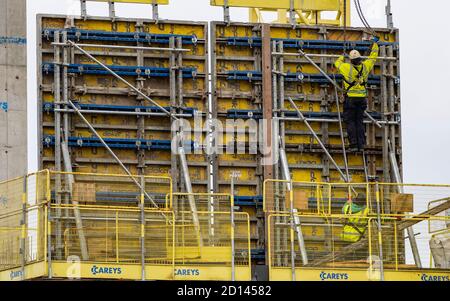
[391, 193, 414, 213]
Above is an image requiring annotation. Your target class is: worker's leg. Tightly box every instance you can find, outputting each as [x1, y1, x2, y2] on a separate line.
[355, 98, 368, 150]
[343, 97, 358, 148]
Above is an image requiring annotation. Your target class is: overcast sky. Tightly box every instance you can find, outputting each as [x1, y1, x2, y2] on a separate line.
[26, 0, 450, 185]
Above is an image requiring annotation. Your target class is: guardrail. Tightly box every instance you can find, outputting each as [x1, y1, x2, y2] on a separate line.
[267, 212, 450, 280]
[264, 179, 450, 217]
[0, 171, 251, 280]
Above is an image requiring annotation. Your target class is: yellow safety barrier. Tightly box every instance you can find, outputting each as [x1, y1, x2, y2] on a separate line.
[264, 180, 450, 217]
[0, 170, 50, 277]
[267, 213, 450, 281]
[264, 180, 450, 281]
[0, 171, 252, 281]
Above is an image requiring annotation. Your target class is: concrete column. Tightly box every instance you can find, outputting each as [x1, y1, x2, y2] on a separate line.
[0, 0, 27, 181]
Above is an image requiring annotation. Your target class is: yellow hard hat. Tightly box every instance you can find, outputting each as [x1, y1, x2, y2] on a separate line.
[349, 50, 362, 60]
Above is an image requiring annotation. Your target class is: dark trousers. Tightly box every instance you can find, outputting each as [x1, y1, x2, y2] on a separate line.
[343, 97, 367, 149]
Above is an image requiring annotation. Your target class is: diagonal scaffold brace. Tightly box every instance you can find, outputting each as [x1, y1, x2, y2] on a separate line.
[287, 97, 351, 184]
[68, 100, 163, 211]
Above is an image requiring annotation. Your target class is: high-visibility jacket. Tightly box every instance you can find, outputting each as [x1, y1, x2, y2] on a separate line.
[341, 203, 370, 243]
[334, 43, 379, 98]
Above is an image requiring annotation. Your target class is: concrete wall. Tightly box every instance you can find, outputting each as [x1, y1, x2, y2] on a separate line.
[0, 0, 27, 181]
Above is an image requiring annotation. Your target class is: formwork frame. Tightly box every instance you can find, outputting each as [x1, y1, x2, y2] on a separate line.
[37, 14, 210, 189]
[38, 13, 404, 269]
[37, 15, 212, 256]
[210, 21, 403, 267]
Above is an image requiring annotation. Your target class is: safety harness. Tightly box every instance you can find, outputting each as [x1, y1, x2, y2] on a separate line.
[343, 205, 368, 238]
[343, 65, 367, 96]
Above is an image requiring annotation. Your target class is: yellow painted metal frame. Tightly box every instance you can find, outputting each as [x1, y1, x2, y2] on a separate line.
[0, 172, 252, 281]
[267, 213, 450, 281]
[211, 0, 351, 26]
[264, 179, 450, 217]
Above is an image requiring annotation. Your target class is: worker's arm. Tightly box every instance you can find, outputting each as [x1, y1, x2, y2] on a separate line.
[334, 55, 346, 73]
[342, 202, 365, 214]
[363, 42, 379, 72]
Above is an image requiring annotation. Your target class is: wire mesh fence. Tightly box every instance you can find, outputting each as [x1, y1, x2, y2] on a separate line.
[267, 213, 450, 272]
[264, 180, 450, 216]
[0, 171, 49, 272]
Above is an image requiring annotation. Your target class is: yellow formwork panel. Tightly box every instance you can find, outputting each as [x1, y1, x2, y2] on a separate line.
[39, 16, 209, 193]
[212, 21, 400, 199]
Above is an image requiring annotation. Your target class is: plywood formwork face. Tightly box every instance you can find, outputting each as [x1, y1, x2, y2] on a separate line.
[37, 15, 209, 193]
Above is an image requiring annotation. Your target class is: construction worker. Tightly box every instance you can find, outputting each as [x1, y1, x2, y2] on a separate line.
[335, 37, 380, 152]
[341, 194, 369, 243]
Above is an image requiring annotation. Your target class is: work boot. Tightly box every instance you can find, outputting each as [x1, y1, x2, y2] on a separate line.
[348, 145, 358, 153]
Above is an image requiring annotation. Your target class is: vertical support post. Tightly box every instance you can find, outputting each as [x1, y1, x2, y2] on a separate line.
[277, 41, 285, 167]
[47, 207, 52, 279]
[80, 0, 87, 19]
[223, 0, 230, 24]
[140, 176, 146, 281]
[61, 31, 70, 240]
[53, 32, 63, 259]
[375, 182, 385, 281]
[62, 32, 69, 155]
[261, 24, 273, 263]
[230, 181, 235, 281]
[20, 176, 27, 280]
[387, 46, 396, 161]
[209, 23, 219, 196]
[261, 24, 273, 180]
[271, 41, 282, 267]
[169, 37, 179, 193]
[386, 0, 394, 29]
[394, 221, 398, 270]
[177, 37, 184, 108]
[115, 211, 119, 263]
[380, 46, 391, 187]
[319, 29, 330, 182]
[135, 21, 146, 176]
[289, 0, 296, 27]
[289, 180, 296, 281]
[152, 1, 159, 21]
[108, 1, 116, 20]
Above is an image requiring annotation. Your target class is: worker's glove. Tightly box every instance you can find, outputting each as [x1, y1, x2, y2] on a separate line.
[372, 36, 380, 43]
